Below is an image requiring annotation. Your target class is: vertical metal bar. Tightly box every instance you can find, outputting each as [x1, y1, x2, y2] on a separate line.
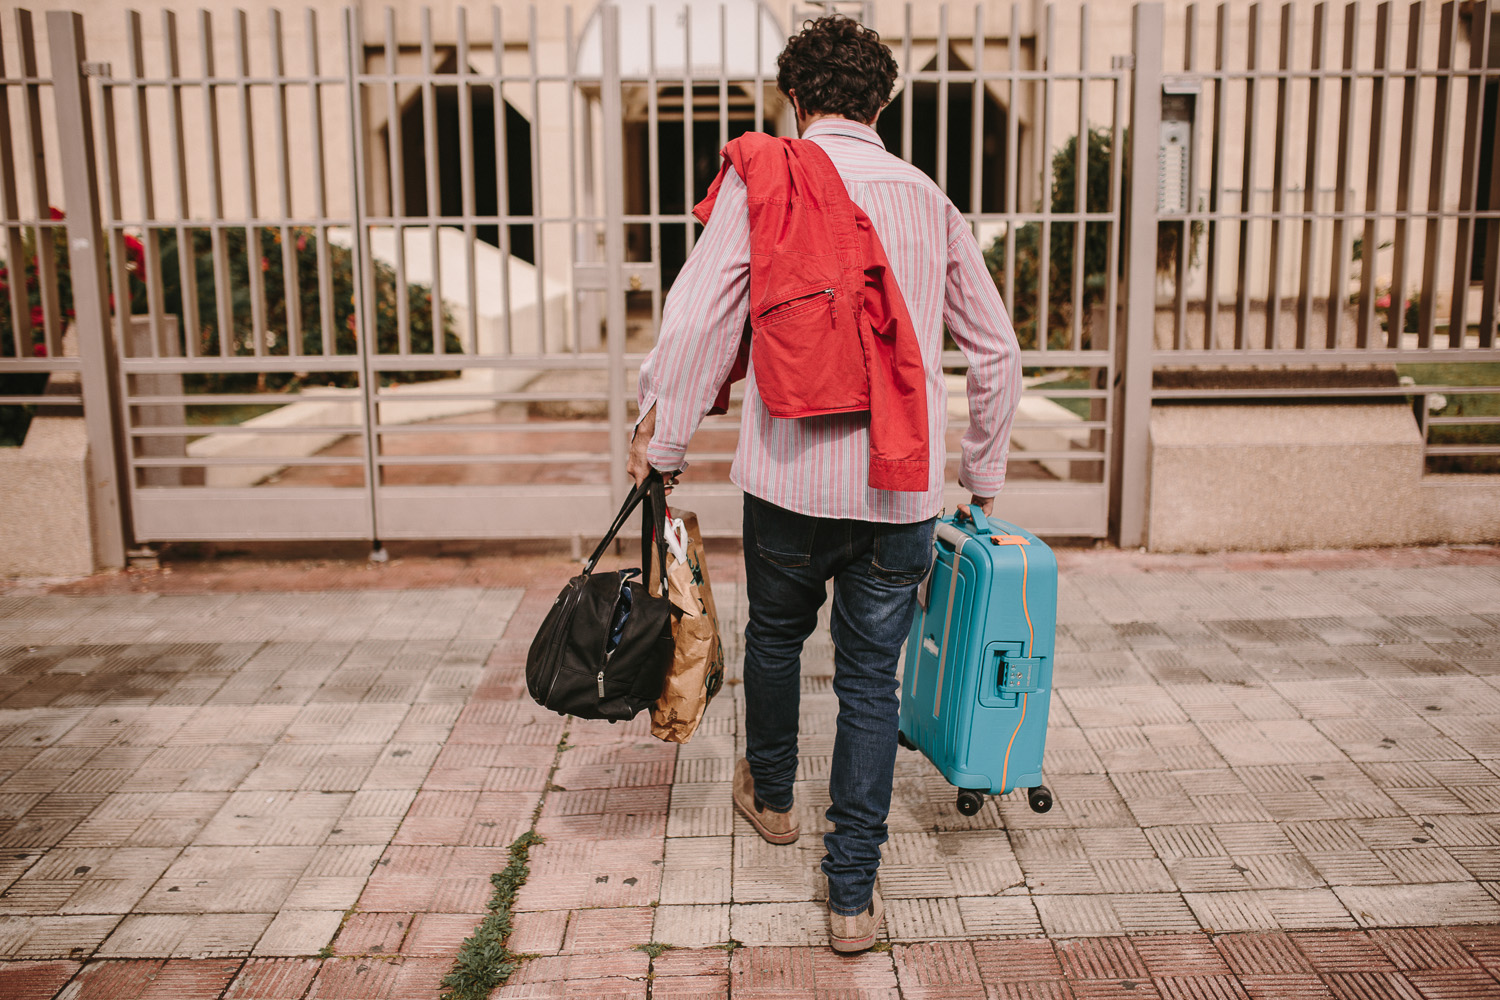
[48, 10, 131, 566]
[647, 7, 662, 334]
[98, 43, 131, 355]
[1075, 5, 1089, 353]
[753, 1, 764, 133]
[385, 9, 409, 357]
[271, 9, 300, 358]
[1417, 1, 1457, 346]
[718, 3, 729, 153]
[200, 11, 233, 356]
[1235, 3, 1262, 349]
[1264, 4, 1293, 348]
[971, 5, 986, 222]
[1036, 4, 1053, 353]
[235, 10, 266, 358]
[18, 12, 61, 356]
[457, 7, 478, 357]
[1447, 0, 1489, 347]
[901, 3, 913, 163]
[421, 9, 441, 357]
[1479, 70, 1500, 347]
[565, 6, 580, 354]
[1387, 1, 1423, 348]
[1328, 1, 1360, 348]
[491, 5, 513, 354]
[128, 11, 166, 355]
[0, 15, 28, 356]
[344, 6, 379, 538]
[681, 4, 694, 256]
[1295, 2, 1327, 350]
[1357, 2, 1390, 348]
[1004, 3, 1018, 316]
[1116, 2, 1164, 549]
[1107, 32, 1124, 357]
[601, 4, 628, 509]
[936, 5, 950, 193]
[528, 7, 546, 349]
[1480, 21, 1500, 348]
[1174, 4, 1194, 350]
[1204, 4, 1229, 350]
[307, 8, 333, 356]
[163, 10, 199, 358]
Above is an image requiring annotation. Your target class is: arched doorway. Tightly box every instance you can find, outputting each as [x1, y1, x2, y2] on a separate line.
[398, 53, 536, 263]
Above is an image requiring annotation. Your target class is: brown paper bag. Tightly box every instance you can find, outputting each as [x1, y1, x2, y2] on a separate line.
[651, 510, 724, 743]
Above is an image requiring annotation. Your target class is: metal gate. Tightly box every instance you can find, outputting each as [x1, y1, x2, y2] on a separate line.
[5, 2, 1131, 556]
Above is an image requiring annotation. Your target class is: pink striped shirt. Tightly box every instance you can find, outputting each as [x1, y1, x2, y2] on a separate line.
[638, 117, 1022, 523]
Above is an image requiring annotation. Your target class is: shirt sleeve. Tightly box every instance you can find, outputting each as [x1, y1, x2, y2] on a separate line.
[943, 209, 1023, 498]
[636, 166, 753, 472]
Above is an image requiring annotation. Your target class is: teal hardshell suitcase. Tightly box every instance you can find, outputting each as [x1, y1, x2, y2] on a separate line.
[897, 507, 1057, 816]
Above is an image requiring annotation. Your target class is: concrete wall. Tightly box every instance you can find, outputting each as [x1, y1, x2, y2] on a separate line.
[1147, 403, 1500, 552]
[0, 417, 97, 577]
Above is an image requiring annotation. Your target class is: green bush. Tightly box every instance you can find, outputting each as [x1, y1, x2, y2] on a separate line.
[983, 127, 1197, 351]
[0, 212, 457, 403]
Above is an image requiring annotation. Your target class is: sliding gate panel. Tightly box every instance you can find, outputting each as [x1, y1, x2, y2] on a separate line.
[103, 8, 376, 542]
[355, 4, 635, 540]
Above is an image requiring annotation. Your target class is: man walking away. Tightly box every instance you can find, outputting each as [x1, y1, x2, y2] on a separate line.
[628, 14, 1022, 953]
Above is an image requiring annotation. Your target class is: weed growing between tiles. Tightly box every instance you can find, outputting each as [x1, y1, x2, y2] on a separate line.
[438, 727, 568, 1000]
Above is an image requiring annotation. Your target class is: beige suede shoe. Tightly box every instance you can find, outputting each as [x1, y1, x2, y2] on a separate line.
[828, 891, 884, 954]
[732, 758, 799, 844]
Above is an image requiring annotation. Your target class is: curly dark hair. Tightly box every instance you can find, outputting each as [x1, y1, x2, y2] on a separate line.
[776, 15, 898, 125]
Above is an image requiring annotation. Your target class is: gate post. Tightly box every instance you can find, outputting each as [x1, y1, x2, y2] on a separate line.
[599, 4, 629, 510]
[47, 11, 132, 568]
[1113, 3, 1163, 549]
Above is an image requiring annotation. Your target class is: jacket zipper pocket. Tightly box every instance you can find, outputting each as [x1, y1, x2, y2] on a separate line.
[763, 287, 835, 321]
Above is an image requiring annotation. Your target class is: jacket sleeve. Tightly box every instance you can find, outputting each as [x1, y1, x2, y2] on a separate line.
[636, 166, 753, 472]
[942, 209, 1022, 498]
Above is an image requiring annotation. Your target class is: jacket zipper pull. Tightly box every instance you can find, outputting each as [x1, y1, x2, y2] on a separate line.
[825, 288, 835, 320]
[597, 670, 606, 699]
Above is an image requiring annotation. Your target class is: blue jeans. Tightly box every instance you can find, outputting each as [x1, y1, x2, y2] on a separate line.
[741, 493, 936, 915]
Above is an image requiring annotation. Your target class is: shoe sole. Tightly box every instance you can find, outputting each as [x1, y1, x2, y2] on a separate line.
[829, 932, 876, 954]
[732, 794, 799, 845]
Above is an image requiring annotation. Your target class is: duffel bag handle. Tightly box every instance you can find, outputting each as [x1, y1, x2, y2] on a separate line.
[583, 472, 670, 595]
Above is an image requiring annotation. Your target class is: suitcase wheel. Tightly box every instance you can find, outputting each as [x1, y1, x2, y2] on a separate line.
[896, 731, 916, 751]
[955, 789, 986, 816]
[1027, 785, 1054, 813]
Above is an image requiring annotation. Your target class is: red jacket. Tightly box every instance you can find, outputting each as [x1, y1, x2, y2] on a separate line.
[694, 132, 929, 493]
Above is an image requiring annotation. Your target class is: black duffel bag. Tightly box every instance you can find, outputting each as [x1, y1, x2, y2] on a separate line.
[526, 473, 675, 721]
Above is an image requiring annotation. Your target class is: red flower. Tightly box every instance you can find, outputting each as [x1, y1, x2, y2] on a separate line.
[1375, 294, 1391, 309]
[29, 305, 44, 328]
[296, 234, 308, 252]
[48, 206, 65, 220]
[261, 256, 270, 272]
[32, 342, 47, 357]
[124, 234, 145, 277]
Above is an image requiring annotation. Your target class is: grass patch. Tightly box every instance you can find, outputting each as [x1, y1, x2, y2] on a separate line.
[438, 729, 569, 1000]
[438, 829, 545, 1000]
[1398, 362, 1500, 475]
[635, 941, 675, 960]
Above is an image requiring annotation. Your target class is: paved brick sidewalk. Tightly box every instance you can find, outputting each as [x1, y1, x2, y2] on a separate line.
[0, 544, 1496, 998]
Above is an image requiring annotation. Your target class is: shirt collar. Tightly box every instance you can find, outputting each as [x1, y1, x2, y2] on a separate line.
[801, 117, 886, 149]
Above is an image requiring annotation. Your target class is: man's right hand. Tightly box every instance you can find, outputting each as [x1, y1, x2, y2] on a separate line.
[969, 494, 995, 518]
[627, 406, 657, 488]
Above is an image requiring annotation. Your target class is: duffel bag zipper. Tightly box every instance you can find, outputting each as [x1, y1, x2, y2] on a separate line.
[595, 579, 630, 705]
[541, 583, 584, 710]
